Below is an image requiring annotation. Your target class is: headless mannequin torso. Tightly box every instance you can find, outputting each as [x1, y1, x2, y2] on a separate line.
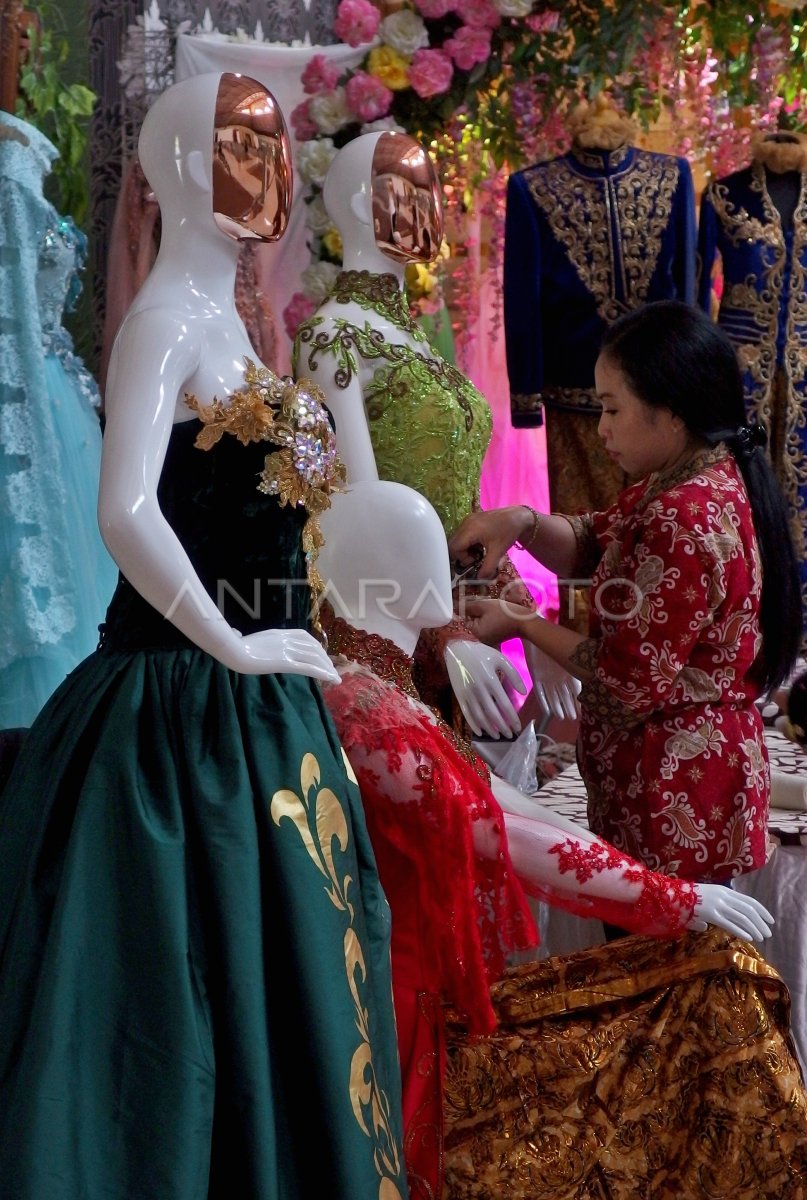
[755, 131, 806, 231]
[315, 479, 780, 1194]
[318, 479, 774, 945]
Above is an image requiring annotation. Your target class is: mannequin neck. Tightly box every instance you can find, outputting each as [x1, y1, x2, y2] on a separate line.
[570, 141, 632, 173]
[147, 219, 245, 303]
[339, 235, 407, 283]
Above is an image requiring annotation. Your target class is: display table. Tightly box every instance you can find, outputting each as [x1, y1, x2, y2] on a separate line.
[522, 727, 807, 1074]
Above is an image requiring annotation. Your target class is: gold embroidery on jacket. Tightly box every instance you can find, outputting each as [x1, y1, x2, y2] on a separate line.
[524, 152, 680, 323]
[706, 162, 807, 615]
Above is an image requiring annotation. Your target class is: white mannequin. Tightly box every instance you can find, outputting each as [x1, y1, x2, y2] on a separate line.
[318, 480, 775, 944]
[524, 641, 581, 721]
[297, 130, 529, 739]
[307, 131, 585, 737]
[100, 72, 338, 684]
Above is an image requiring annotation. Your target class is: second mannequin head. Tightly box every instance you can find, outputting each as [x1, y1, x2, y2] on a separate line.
[323, 131, 444, 266]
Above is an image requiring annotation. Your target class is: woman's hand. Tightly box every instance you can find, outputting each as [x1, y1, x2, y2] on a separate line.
[461, 596, 538, 646]
[449, 506, 532, 579]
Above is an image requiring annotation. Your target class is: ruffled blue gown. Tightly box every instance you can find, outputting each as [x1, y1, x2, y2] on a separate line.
[0, 113, 116, 727]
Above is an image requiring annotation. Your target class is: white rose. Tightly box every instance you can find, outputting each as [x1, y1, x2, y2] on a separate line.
[379, 10, 429, 56]
[304, 194, 332, 236]
[494, 0, 534, 15]
[296, 137, 338, 186]
[301, 261, 340, 302]
[309, 88, 352, 136]
[361, 116, 407, 135]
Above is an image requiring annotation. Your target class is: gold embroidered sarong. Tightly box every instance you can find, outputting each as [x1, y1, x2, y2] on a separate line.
[443, 927, 807, 1198]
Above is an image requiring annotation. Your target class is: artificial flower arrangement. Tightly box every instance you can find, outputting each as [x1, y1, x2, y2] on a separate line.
[283, 0, 558, 344]
[283, 0, 807, 358]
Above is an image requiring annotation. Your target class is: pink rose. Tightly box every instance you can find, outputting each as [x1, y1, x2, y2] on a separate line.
[345, 71, 394, 123]
[413, 0, 455, 16]
[444, 24, 492, 71]
[290, 99, 318, 141]
[408, 48, 453, 99]
[334, 0, 381, 47]
[526, 12, 561, 33]
[301, 54, 343, 95]
[283, 292, 318, 342]
[461, 0, 501, 28]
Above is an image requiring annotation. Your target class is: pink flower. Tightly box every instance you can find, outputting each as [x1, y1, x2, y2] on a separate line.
[413, 0, 455, 16]
[301, 54, 343, 95]
[526, 12, 561, 33]
[283, 292, 318, 342]
[290, 99, 318, 141]
[408, 49, 453, 99]
[444, 24, 492, 71]
[345, 71, 394, 123]
[334, 0, 381, 47]
[460, 0, 500, 29]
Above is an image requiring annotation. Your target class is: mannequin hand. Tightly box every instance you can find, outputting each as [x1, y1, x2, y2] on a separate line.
[523, 641, 581, 721]
[232, 628, 340, 682]
[449, 506, 528, 580]
[688, 884, 774, 943]
[444, 640, 526, 739]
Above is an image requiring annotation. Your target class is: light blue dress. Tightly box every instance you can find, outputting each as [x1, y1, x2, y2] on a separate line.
[0, 113, 117, 727]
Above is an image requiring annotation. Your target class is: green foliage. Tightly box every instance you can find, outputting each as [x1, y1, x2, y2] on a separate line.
[15, 22, 96, 226]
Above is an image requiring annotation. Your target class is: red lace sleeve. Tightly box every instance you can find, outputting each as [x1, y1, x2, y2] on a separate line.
[322, 665, 537, 1034]
[503, 817, 699, 937]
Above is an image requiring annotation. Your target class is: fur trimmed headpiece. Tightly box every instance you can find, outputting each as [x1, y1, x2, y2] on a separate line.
[750, 131, 807, 174]
[566, 94, 637, 152]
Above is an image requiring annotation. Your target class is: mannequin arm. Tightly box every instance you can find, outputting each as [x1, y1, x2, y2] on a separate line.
[100, 308, 338, 680]
[491, 773, 599, 841]
[444, 640, 526, 738]
[294, 317, 379, 483]
[491, 776, 772, 942]
[319, 370, 379, 482]
[498, 807, 772, 943]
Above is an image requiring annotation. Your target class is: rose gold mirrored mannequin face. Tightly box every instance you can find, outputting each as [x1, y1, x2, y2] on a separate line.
[371, 132, 443, 264]
[212, 73, 292, 241]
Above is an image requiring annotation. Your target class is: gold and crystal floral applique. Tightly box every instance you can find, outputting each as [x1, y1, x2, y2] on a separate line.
[186, 356, 346, 624]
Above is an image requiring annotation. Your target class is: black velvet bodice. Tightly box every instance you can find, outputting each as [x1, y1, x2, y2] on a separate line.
[100, 420, 311, 652]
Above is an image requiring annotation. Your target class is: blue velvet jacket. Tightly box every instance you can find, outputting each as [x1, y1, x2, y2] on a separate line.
[697, 160, 807, 629]
[504, 143, 696, 426]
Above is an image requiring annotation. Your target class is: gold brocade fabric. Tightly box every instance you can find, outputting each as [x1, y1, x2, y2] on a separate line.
[442, 927, 807, 1199]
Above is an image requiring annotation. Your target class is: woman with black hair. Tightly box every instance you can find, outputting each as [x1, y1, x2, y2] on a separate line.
[449, 300, 802, 883]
